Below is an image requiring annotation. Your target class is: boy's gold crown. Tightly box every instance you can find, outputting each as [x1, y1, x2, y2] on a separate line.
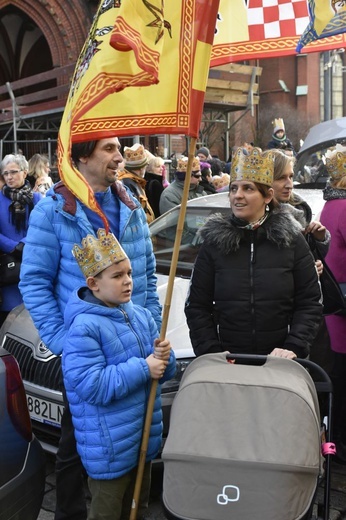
[272, 118, 285, 133]
[325, 145, 346, 181]
[231, 147, 274, 187]
[72, 228, 128, 278]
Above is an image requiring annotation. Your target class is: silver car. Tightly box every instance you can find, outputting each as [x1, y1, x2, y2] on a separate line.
[0, 190, 324, 453]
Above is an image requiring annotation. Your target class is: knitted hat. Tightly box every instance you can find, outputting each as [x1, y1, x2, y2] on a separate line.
[196, 146, 210, 159]
[124, 144, 149, 169]
[231, 147, 274, 187]
[72, 228, 128, 278]
[199, 161, 211, 170]
[272, 118, 285, 135]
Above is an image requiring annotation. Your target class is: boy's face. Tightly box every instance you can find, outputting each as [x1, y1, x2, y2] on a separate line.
[89, 258, 132, 307]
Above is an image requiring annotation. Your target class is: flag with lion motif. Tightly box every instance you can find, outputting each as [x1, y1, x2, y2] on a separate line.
[58, 0, 220, 225]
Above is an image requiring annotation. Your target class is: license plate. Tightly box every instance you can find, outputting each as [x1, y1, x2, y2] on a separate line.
[26, 394, 64, 428]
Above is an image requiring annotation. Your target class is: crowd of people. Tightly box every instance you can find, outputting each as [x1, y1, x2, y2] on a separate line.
[1, 130, 346, 519]
[0, 143, 232, 327]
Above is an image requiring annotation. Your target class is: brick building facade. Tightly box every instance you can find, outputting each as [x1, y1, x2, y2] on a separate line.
[0, 1, 345, 162]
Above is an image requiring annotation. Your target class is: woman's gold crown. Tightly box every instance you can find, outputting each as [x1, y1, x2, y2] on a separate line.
[72, 228, 128, 278]
[325, 145, 346, 181]
[231, 147, 274, 187]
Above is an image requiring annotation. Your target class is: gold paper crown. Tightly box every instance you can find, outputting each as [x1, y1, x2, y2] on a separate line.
[72, 229, 128, 278]
[231, 147, 274, 187]
[124, 144, 148, 169]
[272, 118, 285, 133]
[176, 156, 200, 173]
[325, 149, 346, 181]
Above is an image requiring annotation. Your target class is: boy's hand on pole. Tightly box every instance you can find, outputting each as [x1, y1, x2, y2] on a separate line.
[146, 354, 167, 379]
[153, 338, 171, 361]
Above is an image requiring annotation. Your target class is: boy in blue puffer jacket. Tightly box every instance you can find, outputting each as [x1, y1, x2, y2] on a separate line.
[62, 228, 176, 520]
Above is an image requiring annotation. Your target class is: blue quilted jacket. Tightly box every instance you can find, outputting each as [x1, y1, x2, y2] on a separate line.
[62, 288, 176, 479]
[19, 181, 162, 355]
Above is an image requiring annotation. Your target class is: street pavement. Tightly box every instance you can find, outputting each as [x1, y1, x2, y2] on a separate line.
[38, 454, 346, 519]
[37, 455, 165, 520]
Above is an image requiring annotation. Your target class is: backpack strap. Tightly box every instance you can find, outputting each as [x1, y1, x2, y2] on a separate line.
[53, 180, 138, 216]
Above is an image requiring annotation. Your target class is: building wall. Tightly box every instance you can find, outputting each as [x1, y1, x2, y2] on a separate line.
[0, 2, 336, 160]
[258, 54, 321, 151]
[12, 0, 94, 66]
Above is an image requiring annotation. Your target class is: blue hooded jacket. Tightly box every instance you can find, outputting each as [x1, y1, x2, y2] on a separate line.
[62, 287, 176, 479]
[19, 181, 161, 355]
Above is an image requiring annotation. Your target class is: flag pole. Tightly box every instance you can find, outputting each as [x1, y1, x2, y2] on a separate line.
[130, 136, 197, 520]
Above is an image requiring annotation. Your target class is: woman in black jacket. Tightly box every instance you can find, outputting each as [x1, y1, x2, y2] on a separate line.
[144, 155, 165, 218]
[185, 147, 322, 359]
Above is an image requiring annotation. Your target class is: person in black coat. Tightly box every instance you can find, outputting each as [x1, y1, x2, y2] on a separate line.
[271, 149, 330, 270]
[117, 144, 155, 224]
[185, 147, 322, 359]
[144, 155, 165, 218]
[266, 118, 296, 156]
[199, 161, 216, 195]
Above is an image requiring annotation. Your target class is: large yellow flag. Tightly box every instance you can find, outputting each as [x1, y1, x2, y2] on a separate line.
[58, 0, 219, 224]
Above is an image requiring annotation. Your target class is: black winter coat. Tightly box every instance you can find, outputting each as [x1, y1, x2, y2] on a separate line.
[185, 210, 322, 358]
[144, 172, 164, 218]
[266, 135, 296, 155]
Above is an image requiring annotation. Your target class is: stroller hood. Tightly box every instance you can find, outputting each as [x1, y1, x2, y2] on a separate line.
[162, 352, 322, 520]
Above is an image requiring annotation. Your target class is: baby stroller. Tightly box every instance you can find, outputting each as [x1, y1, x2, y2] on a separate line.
[162, 352, 334, 520]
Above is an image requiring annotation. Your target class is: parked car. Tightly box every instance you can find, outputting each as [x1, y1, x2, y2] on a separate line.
[0, 189, 325, 455]
[0, 347, 45, 520]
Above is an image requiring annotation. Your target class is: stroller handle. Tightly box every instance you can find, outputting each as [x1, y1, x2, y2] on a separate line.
[226, 353, 333, 394]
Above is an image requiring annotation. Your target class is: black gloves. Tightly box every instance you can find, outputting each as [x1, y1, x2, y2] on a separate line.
[11, 242, 24, 259]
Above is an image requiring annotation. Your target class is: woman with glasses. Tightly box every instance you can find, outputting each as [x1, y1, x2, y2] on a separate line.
[185, 147, 322, 359]
[0, 154, 42, 325]
[159, 156, 207, 215]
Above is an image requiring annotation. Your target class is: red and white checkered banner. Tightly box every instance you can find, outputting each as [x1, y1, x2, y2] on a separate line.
[211, 0, 346, 66]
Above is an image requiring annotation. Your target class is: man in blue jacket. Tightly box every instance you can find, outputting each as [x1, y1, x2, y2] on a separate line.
[19, 136, 162, 520]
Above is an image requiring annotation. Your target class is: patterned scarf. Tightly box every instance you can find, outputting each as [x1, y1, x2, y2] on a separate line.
[3, 180, 34, 232]
[323, 185, 346, 201]
[230, 212, 269, 230]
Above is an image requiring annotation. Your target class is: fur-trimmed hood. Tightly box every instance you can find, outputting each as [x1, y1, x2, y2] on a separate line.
[199, 208, 303, 256]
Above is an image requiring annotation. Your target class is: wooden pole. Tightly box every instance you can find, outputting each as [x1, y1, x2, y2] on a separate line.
[129, 137, 197, 519]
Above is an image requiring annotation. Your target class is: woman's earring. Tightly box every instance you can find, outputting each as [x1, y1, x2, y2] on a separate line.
[266, 204, 270, 212]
